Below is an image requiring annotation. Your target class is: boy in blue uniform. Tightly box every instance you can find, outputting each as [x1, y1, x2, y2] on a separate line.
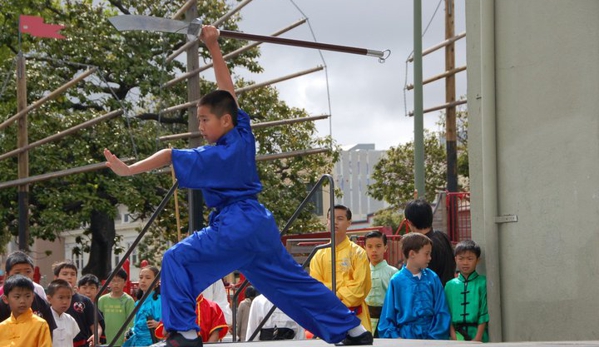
[104, 25, 372, 347]
[378, 232, 451, 339]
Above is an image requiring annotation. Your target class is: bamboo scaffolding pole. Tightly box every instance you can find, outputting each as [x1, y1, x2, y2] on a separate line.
[0, 158, 135, 190]
[408, 99, 467, 117]
[163, 18, 307, 89]
[0, 109, 123, 162]
[158, 65, 324, 116]
[166, 0, 254, 63]
[0, 67, 98, 131]
[235, 65, 323, 94]
[159, 114, 329, 142]
[152, 148, 329, 175]
[405, 65, 466, 90]
[255, 148, 329, 162]
[0, 147, 330, 190]
[171, 0, 196, 20]
[408, 32, 466, 62]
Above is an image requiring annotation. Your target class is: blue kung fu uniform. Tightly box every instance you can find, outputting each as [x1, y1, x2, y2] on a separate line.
[122, 291, 161, 347]
[378, 267, 451, 340]
[162, 109, 360, 344]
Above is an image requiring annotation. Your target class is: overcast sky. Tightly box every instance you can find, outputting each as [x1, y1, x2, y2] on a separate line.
[220, 0, 467, 150]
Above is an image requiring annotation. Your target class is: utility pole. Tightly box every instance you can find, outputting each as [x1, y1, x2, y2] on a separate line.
[186, 3, 204, 234]
[445, 0, 458, 193]
[16, 51, 30, 251]
[413, 0, 425, 198]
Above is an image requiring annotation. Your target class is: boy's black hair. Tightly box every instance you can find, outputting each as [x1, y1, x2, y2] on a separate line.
[364, 231, 388, 245]
[78, 274, 100, 288]
[198, 89, 238, 126]
[52, 260, 78, 276]
[3, 274, 34, 295]
[245, 285, 259, 300]
[454, 239, 482, 258]
[47, 279, 73, 296]
[327, 204, 352, 220]
[5, 251, 34, 274]
[401, 232, 432, 259]
[404, 198, 433, 230]
[108, 268, 128, 282]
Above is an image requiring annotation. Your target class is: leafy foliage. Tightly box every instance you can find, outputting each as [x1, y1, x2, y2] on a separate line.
[367, 131, 446, 209]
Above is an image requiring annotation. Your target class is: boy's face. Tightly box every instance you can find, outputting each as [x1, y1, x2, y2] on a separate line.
[47, 287, 73, 315]
[365, 237, 387, 266]
[197, 105, 231, 144]
[8, 263, 34, 280]
[110, 277, 126, 296]
[55, 267, 78, 288]
[327, 208, 351, 238]
[455, 250, 479, 277]
[78, 283, 98, 300]
[409, 244, 432, 270]
[2, 287, 34, 318]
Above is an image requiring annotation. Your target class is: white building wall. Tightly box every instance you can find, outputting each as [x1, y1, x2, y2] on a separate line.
[466, 0, 599, 341]
[333, 144, 388, 226]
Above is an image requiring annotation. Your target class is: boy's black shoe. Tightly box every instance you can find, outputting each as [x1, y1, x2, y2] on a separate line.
[165, 332, 203, 347]
[335, 331, 374, 345]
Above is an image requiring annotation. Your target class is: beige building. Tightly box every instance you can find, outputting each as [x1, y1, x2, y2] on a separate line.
[466, 0, 599, 341]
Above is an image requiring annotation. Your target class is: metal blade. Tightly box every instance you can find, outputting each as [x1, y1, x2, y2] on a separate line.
[108, 15, 189, 35]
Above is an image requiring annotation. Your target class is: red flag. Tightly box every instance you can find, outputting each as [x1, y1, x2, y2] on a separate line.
[19, 15, 66, 39]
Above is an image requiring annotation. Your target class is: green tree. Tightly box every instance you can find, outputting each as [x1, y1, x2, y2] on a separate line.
[367, 131, 446, 209]
[0, 0, 336, 276]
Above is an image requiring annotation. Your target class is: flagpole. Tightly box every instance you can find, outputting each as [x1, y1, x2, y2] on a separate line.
[16, 50, 30, 252]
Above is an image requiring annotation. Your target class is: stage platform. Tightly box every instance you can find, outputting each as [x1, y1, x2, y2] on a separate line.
[196, 339, 599, 347]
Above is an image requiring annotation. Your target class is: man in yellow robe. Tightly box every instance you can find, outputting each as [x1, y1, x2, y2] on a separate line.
[310, 205, 372, 332]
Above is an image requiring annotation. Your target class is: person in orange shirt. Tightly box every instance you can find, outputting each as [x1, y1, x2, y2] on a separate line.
[0, 274, 52, 347]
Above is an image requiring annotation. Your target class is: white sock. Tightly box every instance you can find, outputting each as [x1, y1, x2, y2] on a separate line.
[348, 325, 367, 337]
[178, 330, 197, 340]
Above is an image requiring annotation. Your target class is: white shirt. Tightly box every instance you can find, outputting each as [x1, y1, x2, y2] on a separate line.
[246, 295, 305, 341]
[202, 281, 232, 325]
[51, 308, 80, 347]
[33, 282, 48, 302]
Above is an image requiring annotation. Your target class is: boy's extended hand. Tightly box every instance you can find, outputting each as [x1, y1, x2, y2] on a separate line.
[104, 148, 131, 176]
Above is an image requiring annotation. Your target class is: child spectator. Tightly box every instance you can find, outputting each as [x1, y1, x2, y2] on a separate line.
[364, 231, 398, 335]
[156, 294, 228, 343]
[246, 294, 305, 341]
[47, 279, 80, 347]
[236, 285, 258, 341]
[378, 232, 451, 339]
[310, 205, 372, 332]
[123, 266, 161, 347]
[98, 268, 135, 346]
[0, 251, 57, 335]
[52, 260, 103, 346]
[0, 274, 52, 346]
[444, 240, 489, 342]
[404, 199, 456, 286]
[78, 274, 101, 302]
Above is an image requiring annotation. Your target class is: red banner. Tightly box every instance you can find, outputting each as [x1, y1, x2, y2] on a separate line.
[19, 15, 66, 39]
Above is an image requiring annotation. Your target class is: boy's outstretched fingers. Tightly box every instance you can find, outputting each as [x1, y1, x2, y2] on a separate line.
[103, 148, 130, 176]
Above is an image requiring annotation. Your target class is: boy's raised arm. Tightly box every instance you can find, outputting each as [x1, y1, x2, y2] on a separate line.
[104, 148, 172, 176]
[200, 25, 238, 107]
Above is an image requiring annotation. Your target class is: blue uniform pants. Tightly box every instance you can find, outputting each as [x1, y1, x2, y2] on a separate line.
[161, 199, 360, 343]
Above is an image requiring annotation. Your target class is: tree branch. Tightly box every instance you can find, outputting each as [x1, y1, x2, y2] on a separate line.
[108, 0, 131, 15]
